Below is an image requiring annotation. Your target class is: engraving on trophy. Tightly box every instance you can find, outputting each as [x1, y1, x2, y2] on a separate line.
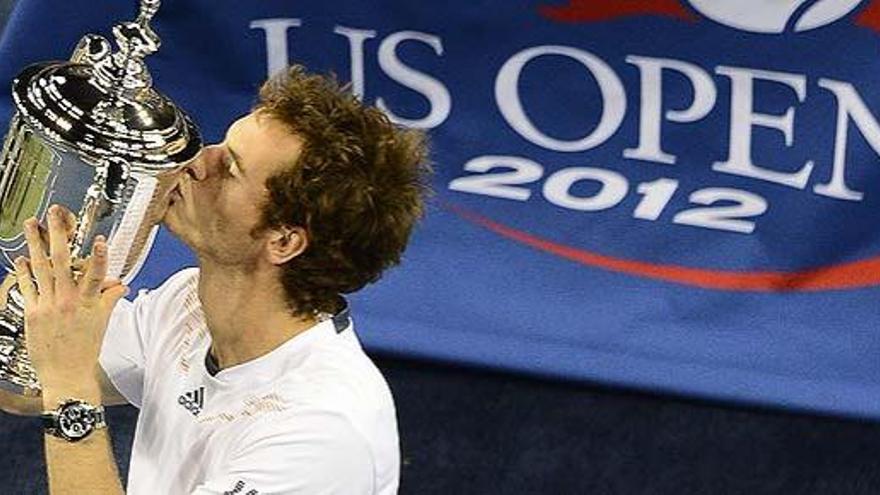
[0, 123, 61, 245]
[0, 0, 202, 396]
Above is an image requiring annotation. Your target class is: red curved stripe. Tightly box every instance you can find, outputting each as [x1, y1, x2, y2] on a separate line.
[539, 0, 698, 23]
[446, 203, 880, 292]
[856, 0, 880, 33]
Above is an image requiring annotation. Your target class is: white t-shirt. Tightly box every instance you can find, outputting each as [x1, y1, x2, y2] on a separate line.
[98, 268, 400, 495]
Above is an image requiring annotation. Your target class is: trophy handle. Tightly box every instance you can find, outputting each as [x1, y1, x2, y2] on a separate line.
[138, 0, 161, 27]
[70, 35, 112, 65]
[71, 158, 131, 260]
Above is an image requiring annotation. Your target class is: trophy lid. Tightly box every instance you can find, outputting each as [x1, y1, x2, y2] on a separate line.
[9, 0, 200, 172]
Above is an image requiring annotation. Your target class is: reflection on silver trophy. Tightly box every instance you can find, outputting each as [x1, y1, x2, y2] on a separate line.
[0, 0, 202, 396]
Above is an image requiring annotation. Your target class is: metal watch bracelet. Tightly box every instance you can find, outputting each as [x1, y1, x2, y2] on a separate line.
[40, 399, 107, 442]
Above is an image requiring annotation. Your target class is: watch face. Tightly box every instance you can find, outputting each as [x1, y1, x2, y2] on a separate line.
[58, 403, 95, 440]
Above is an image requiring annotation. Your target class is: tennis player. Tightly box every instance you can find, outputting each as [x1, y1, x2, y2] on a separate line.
[1, 65, 430, 494]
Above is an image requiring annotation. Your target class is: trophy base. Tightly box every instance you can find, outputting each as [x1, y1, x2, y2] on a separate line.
[0, 340, 40, 397]
[0, 291, 41, 397]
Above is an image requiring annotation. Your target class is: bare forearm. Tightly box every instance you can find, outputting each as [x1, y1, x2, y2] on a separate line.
[0, 368, 120, 416]
[42, 386, 124, 495]
[44, 429, 125, 494]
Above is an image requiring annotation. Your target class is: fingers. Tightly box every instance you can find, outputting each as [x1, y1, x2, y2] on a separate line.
[75, 250, 123, 291]
[47, 206, 74, 293]
[81, 236, 109, 301]
[72, 256, 89, 273]
[38, 207, 77, 244]
[62, 207, 77, 240]
[101, 284, 130, 311]
[13, 258, 36, 308]
[100, 277, 122, 291]
[22, 218, 53, 300]
[0, 274, 15, 310]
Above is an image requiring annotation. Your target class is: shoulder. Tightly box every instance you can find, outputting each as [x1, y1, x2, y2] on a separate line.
[291, 333, 396, 421]
[271, 332, 400, 463]
[128, 267, 200, 313]
[119, 267, 203, 349]
[149, 267, 200, 299]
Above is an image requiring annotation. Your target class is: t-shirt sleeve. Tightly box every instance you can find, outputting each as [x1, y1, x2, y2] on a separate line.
[98, 268, 198, 408]
[189, 411, 375, 495]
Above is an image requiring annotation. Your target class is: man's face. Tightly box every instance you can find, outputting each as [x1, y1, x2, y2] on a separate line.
[162, 111, 304, 266]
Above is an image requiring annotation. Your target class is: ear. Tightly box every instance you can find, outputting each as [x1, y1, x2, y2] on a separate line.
[265, 226, 308, 265]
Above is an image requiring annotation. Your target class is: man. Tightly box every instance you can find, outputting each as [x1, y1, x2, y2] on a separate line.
[0, 65, 430, 494]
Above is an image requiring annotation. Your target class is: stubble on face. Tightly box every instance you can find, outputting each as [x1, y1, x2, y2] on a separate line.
[162, 112, 306, 268]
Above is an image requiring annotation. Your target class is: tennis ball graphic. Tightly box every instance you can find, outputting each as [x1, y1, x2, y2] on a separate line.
[687, 0, 865, 33]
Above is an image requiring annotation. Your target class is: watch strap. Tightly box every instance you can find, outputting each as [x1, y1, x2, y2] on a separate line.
[39, 410, 57, 432]
[41, 399, 107, 442]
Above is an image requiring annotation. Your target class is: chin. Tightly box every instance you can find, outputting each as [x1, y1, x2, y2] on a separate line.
[165, 221, 203, 253]
[162, 211, 185, 240]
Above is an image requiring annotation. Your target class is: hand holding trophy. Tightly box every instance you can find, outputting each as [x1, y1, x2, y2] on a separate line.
[0, 0, 202, 396]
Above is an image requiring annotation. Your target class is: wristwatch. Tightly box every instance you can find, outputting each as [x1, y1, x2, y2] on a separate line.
[40, 399, 106, 442]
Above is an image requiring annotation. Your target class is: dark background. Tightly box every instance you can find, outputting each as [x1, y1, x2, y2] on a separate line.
[0, 3, 879, 494]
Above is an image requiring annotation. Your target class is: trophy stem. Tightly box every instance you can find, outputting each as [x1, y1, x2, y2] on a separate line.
[0, 283, 40, 396]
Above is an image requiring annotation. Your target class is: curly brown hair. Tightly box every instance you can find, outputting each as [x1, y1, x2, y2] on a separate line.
[252, 65, 431, 317]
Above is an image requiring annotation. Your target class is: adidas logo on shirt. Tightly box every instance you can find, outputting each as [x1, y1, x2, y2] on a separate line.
[178, 386, 205, 416]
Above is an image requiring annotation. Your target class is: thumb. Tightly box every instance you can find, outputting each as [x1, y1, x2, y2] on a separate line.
[101, 284, 130, 309]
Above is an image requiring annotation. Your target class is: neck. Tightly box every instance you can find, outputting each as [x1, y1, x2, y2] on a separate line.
[197, 260, 316, 371]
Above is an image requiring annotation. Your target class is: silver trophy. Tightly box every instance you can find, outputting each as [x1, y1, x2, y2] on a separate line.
[0, 0, 202, 396]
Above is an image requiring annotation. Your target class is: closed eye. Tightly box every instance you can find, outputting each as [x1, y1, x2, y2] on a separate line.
[223, 142, 249, 179]
[223, 154, 238, 178]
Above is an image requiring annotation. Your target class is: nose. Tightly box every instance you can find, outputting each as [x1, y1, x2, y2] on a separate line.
[182, 144, 223, 181]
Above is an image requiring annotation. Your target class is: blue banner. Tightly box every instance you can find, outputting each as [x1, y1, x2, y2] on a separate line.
[2, 0, 880, 418]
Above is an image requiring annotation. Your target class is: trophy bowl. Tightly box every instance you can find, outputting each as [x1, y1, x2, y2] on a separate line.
[0, 0, 202, 396]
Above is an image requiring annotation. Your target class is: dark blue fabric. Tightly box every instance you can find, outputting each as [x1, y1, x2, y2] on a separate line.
[3, 358, 880, 494]
[0, 0, 879, 419]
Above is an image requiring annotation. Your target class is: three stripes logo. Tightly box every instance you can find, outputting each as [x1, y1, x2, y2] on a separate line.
[178, 386, 205, 416]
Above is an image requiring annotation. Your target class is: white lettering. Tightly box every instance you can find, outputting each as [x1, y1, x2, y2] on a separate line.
[376, 31, 452, 129]
[543, 167, 629, 211]
[333, 26, 378, 100]
[624, 56, 716, 165]
[713, 66, 813, 189]
[495, 45, 626, 152]
[813, 79, 880, 201]
[249, 18, 303, 78]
